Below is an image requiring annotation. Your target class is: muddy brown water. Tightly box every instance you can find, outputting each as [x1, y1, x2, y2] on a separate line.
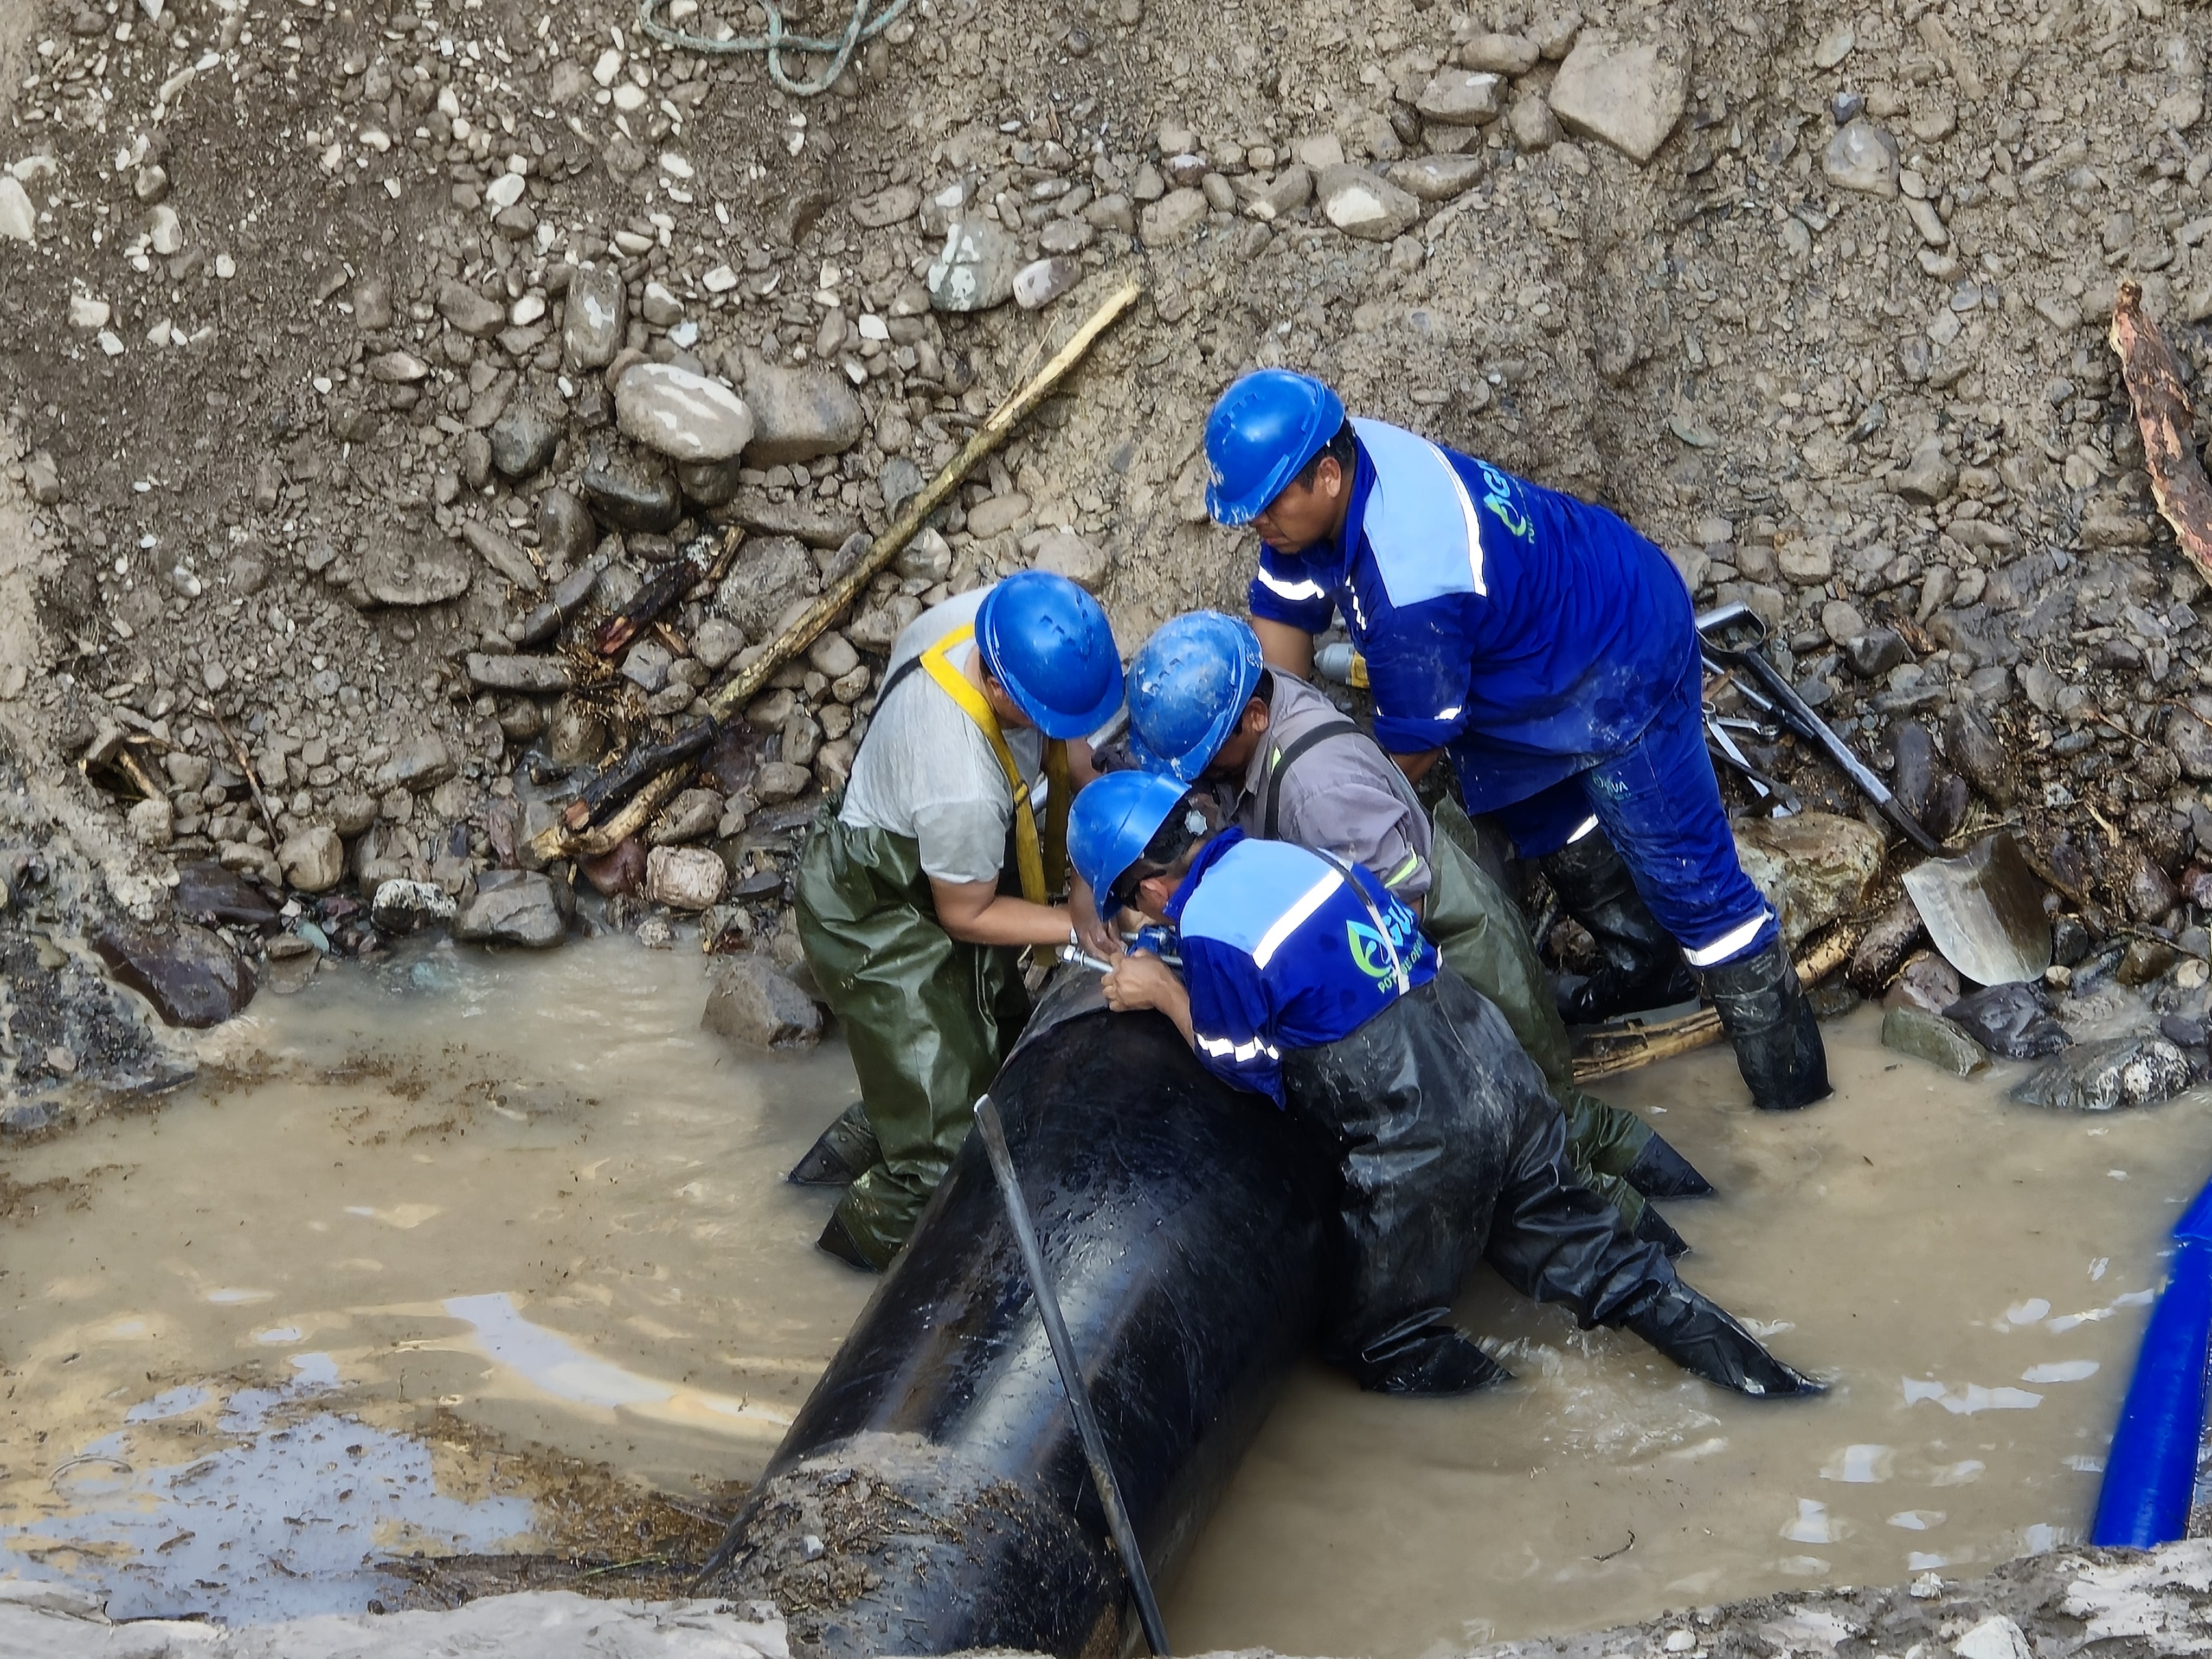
[2, 940, 2208, 1652]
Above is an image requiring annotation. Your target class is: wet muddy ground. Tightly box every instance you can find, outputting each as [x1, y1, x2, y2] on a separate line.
[2, 944, 2209, 1655]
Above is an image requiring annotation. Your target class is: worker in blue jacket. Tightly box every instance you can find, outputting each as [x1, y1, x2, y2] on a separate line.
[1203, 369, 1828, 1113]
[1067, 770, 1822, 1399]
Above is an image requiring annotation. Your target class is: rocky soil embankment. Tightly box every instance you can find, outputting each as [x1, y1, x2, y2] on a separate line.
[3, 0, 2212, 1117]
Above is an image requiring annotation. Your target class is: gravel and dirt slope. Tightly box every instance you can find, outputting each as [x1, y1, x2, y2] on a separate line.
[0, 0, 2210, 1109]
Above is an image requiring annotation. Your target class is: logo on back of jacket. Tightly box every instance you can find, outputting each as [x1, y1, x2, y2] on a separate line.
[1346, 897, 1426, 988]
[1475, 460, 1533, 543]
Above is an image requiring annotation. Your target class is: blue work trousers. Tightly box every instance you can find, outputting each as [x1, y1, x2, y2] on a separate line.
[1488, 691, 1777, 970]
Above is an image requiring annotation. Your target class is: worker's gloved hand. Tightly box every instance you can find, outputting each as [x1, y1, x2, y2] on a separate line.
[1102, 950, 1178, 1015]
[1069, 877, 1122, 964]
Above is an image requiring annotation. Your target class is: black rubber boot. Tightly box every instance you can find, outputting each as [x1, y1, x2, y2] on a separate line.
[788, 1100, 880, 1186]
[1350, 1325, 1513, 1395]
[1623, 1131, 1718, 1200]
[1701, 941, 1832, 1112]
[1634, 1201, 1690, 1260]
[1541, 832, 1700, 1023]
[815, 1209, 886, 1272]
[1616, 1280, 1825, 1397]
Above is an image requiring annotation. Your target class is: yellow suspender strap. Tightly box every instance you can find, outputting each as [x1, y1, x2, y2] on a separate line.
[918, 624, 1065, 907]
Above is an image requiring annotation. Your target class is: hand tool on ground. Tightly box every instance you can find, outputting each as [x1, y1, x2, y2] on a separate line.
[1694, 601, 1939, 852]
[974, 1094, 1172, 1657]
[1702, 703, 1801, 815]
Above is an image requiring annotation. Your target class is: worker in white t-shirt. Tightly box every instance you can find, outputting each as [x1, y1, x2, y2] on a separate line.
[793, 570, 1123, 1270]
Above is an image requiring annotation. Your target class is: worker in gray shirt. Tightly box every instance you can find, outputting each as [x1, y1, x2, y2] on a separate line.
[1122, 612, 1715, 1247]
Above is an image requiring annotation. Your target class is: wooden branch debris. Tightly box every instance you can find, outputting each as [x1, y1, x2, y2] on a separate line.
[594, 528, 744, 658]
[1570, 929, 1854, 1082]
[2111, 279, 2212, 586]
[527, 276, 1143, 864]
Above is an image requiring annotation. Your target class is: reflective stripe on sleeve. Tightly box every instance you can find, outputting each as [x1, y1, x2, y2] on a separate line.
[1256, 567, 1326, 601]
[1566, 815, 1602, 845]
[1251, 870, 1344, 968]
[1195, 1031, 1282, 1064]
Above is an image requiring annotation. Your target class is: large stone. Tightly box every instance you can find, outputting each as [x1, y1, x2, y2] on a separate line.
[926, 221, 1020, 311]
[175, 859, 279, 927]
[1895, 435, 1957, 503]
[1461, 31, 1541, 74]
[466, 652, 574, 692]
[615, 364, 755, 463]
[461, 522, 542, 590]
[490, 400, 560, 479]
[645, 844, 728, 910]
[0, 177, 35, 244]
[717, 536, 818, 635]
[92, 922, 254, 1028]
[741, 361, 865, 465]
[371, 878, 458, 933]
[1032, 528, 1107, 592]
[563, 260, 626, 370]
[454, 869, 567, 948]
[582, 453, 682, 532]
[1387, 153, 1487, 202]
[1941, 703, 2016, 807]
[437, 279, 506, 338]
[536, 487, 597, 574]
[360, 537, 472, 606]
[278, 825, 345, 893]
[1139, 188, 1209, 246]
[2011, 1037, 2194, 1113]
[2170, 710, 2212, 781]
[704, 954, 823, 1051]
[1317, 165, 1420, 241]
[1881, 1006, 1991, 1076]
[1734, 812, 1886, 946]
[374, 733, 455, 792]
[1547, 33, 1688, 163]
[1414, 69, 1506, 124]
[1823, 119, 1900, 197]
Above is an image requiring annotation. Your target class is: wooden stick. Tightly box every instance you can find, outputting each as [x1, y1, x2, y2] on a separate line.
[571, 764, 693, 859]
[203, 706, 281, 844]
[1570, 930, 1854, 1082]
[528, 277, 1143, 864]
[2111, 279, 2212, 586]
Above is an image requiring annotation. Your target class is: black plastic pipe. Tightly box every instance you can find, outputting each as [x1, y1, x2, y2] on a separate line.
[706, 979, 1330, 1656]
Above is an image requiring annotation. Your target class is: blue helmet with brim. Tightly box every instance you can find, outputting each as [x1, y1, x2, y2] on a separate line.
[974, 570, 1123, 740]
[1125, 611, 1265, 783]
[1069, 770, 1193, 902]
[1204, 369, 1346, 526]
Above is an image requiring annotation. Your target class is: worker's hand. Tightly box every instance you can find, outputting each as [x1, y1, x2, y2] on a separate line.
[1069, 876, 1121, 963]
[1103, 950, 1176, 1014]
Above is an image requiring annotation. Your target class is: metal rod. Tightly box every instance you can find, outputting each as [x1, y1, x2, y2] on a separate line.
[973, 1094, 1171, 1657]
[1695, 602, 1940, 853]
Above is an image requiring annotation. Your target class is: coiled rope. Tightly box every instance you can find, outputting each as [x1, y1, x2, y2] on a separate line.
[635, 0, 911, 97]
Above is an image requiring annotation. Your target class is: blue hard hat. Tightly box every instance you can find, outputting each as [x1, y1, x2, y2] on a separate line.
[974, 570, 1123, 740]
[1204, 369, 1346, 526]
[1069, 769, 1193, 902]
[1126, 611, 1265, 782]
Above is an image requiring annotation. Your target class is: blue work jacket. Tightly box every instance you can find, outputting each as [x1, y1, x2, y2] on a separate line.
[1247, 418, 1699, 812]
[1163, 829, 1435, 1106]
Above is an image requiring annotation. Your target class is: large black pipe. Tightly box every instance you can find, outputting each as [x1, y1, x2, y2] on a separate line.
[710, 977, 1332, 1656]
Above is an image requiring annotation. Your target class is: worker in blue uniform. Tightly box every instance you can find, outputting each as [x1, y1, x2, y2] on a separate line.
[1067, 769, 1823, 1398]
[1203, 369, 1829, 1113]
[1120, 609, 1715, 1252]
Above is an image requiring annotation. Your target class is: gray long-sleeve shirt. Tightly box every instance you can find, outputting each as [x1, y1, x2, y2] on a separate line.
[1219, 672, 1435, 904]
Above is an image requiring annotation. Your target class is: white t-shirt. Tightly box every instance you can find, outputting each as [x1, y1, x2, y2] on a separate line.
[838, 586, 1045, 885]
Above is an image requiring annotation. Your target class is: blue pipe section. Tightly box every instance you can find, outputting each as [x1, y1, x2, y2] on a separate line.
[2089, 1174, 2212, 1547]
